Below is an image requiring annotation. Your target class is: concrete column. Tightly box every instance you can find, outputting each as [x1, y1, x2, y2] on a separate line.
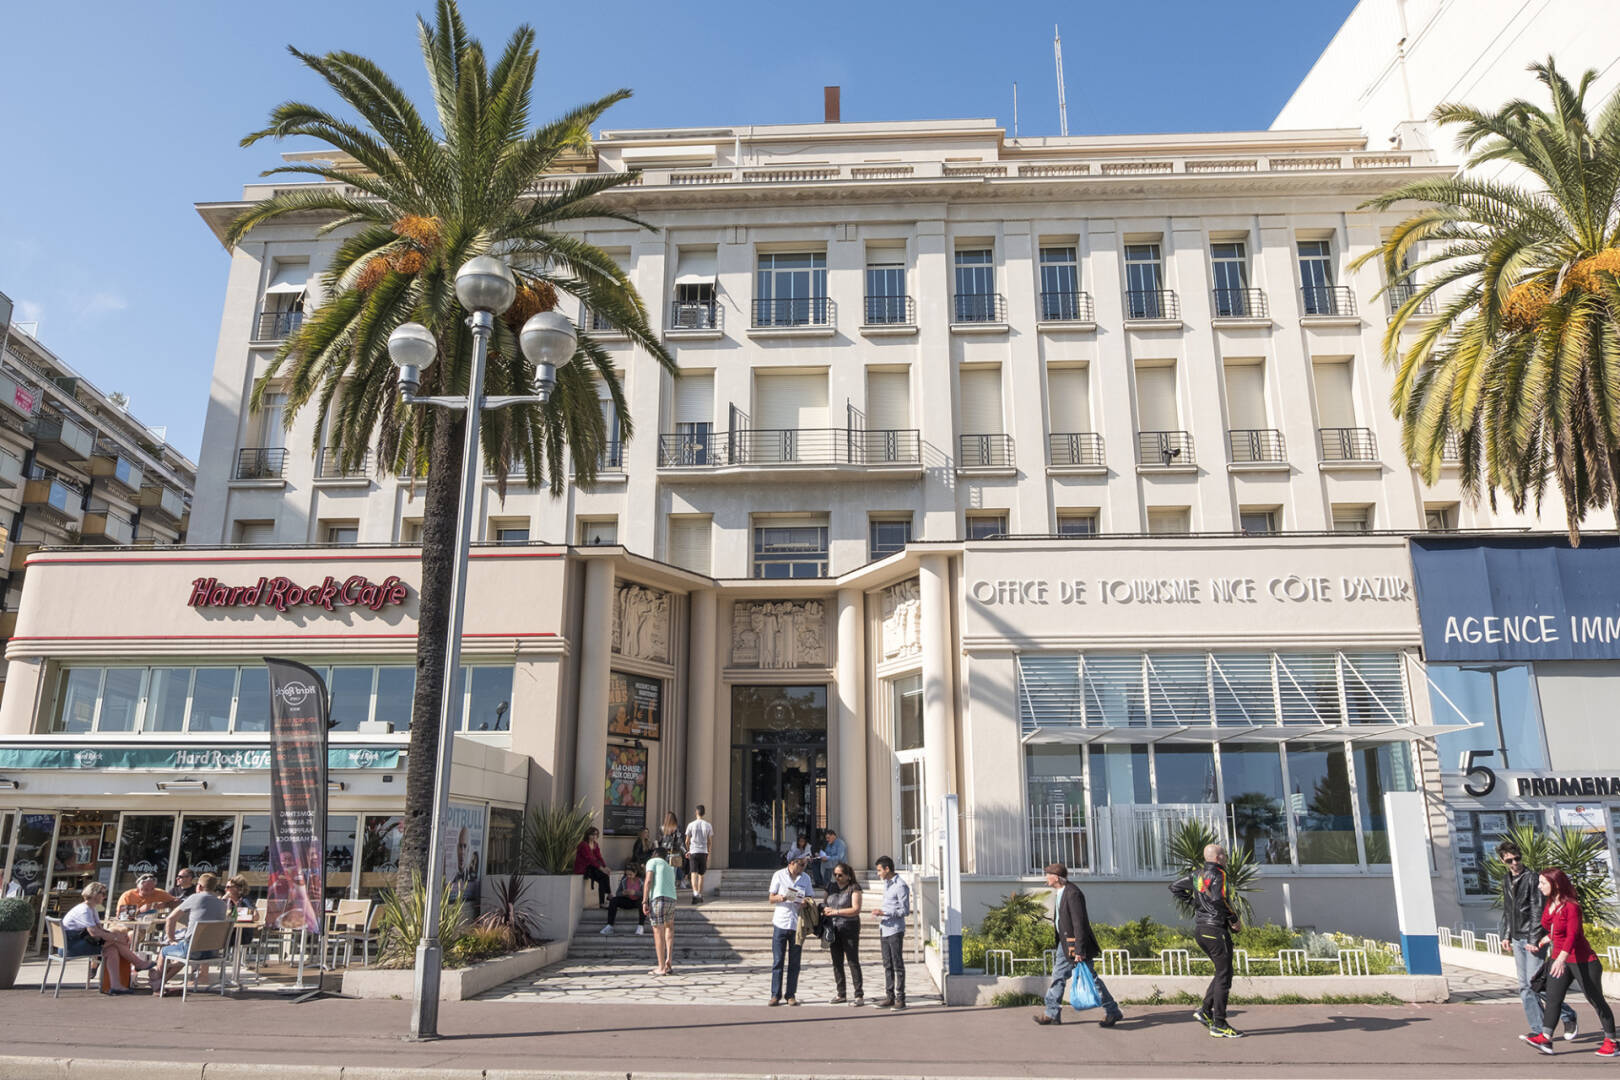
[712, 597, 735, 864]
[572, 557, 616, 826]
[834, 587, 869, 868]
[685, 589, 718, 820]
[919, 553, 957, 823]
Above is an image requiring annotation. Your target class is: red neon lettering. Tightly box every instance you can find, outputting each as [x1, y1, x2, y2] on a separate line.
[266, 577, 293, 612]
[188, 578, 214, 606]
[340, 575, 366, 605]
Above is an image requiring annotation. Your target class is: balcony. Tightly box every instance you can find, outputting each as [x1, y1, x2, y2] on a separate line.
[1124, 289, 1180, 322]
[1211, 288, 1268, 320]
[668, 300, 722, 333]
[861, 295, 916, 331]
[235, 447, 288, 481]
[657, 427, 921, 480]
[30, 414, 95, 461]
[1387, 283, 1437, 317]
[1048, 431, 1105, 468]
[1038, 291, 1096, 326]
[81, 509, 135, 546]
[255, 309, 304, 340]
[0, 451, 23, 490]
[958, 433, 1015, 469]
[315, 447, 372, 481]
[1227, 428, 1287, 464]
[1301, 285, 1357, 319]
[1441, 432, 1463, 464]
[134, 532, 178, 547]
[0, 368, 39, 418]
[750, 296, 834, 332]
[90, 452, 144, 495]
[1318, 427, 1378, 462]
[0, 611, 15, 640]
[22, 477, 83, 525]
[6, 543, 40, 573]
[951, 293, 1007, 328]
[1137, 430, 1196, 468]
[139, 482, 186, 523]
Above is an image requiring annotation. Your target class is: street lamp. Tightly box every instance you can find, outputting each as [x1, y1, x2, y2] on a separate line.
[389, 254, 575, 1040]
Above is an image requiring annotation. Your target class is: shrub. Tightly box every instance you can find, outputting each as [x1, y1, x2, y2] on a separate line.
[0, 897, 34, 933]
[521, 801, 595, 875]
[1233, 923, 1297, 955]
[990, 990, 1044, 1008]
[375, 874, 470, 969]
[447, 924, 508, 968]
[1094, 916, 1196, 958]
[1484, 823, 1616, 924]
[980, 890, 1048, 940]
[474, 874, 544, 951]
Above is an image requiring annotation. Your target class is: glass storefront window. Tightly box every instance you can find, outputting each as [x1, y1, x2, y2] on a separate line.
[329, 668, 375, 731]
[1221, 745, 1291, 865]
[1090, 745, 1150, 805]
[1430, 664, 1547, 771]
[45, 811, 116, 925]
[485, 808, 523, 877]
[326, 815, 357, 901]
[98, 669, 144, 732]
[236, 814, 273, 890]
[1026, 745, 1087, 871]
[1287, 747, 1359, 864]
[177, 815, 236, 880]
[466, 667, 512, 731]
[358, 815, 403, 896]
[375, 668, 415, 731]
[1356, 743, 1416, 863]
[895, 674, 923, 751]
[114, 814, 176, 897]
[1155, 745, 1218, 803]
[236, 668, 270, 733]
[146, 668, 191, 732]
[190, 669, 236, 732]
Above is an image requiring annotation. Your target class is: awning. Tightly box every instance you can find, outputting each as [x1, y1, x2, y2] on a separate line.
[674, 250, 718, 286]
[263, 264, 309, 295]
[1023, 722, 1458, 745]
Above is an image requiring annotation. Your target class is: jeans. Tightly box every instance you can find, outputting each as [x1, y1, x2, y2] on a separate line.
[881, 932, 906, 1001]
[582, 867, 611, 905]
[605, 895, 644, 926]
[829, 925, 863, 999]
[1044, 950, 1121, 1020]
[1513, 938, 1576, 1033]
[1542, 957, 1615, 1038]
[1194, 928, 1234, 1024]
[771, 926, 802, 999]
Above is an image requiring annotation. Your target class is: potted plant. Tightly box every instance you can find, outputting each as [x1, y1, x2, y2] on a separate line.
[518, 801, 595, 941]
[0, 896, 36, 989]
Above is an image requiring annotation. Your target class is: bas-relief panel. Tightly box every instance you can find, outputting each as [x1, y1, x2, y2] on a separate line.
[612, 582, 670, 663]
[881, 578, 922, 660]
[731, 600, 827, 669]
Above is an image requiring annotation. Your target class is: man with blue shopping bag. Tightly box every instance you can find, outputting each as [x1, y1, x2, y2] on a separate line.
[1033, 863, 1124, 1027]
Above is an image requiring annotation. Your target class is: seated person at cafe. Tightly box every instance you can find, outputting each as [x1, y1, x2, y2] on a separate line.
[154, 871, 229, 989]
[170, 867, 197, 899]
[223, 875, 257, 946]
[63, 881, 156, 994]
[117, 873, 178, 916]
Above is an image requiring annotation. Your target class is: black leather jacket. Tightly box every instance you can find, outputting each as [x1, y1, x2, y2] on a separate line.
[1170, 862, 1240, 932]
[1501, 867, 1549, 942]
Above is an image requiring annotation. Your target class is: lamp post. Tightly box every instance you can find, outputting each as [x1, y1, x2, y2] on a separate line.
[390, 255, 576, 1041]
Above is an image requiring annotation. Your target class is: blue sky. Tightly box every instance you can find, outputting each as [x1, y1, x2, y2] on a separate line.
[0, 0, 1354, 458]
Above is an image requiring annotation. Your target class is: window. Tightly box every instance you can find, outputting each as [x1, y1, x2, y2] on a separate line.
[865, 246, 908, 324]
[1331, 505, 1372, 533]
[869, 516, 912, 560]
[756, 252, 827, 325]
[401, 518, 423, 544]
[1239, 508, 1278, 535]
[865, 369, 912, 462]
[1047, 366, 1091, 435]
[1056, 510, 1098, 536]
[1039, 246, 1081, 319]
[578, 518, 617, 545]
[253, 391, 288, 451]
[1090, 745, 1151, 804]
[1210, 241, 1249, 316]
[1288, 745, 1359, 864]
[1134, 362, 1179, 432]
[1155, 745, 1218, 803]
[671, 371, 714, 466]
[1221, 745, 1291, 864]
[259, 261, 308, 338]
[1298, 239, 1336, 314]
[233, 520, 275, 545]
[1430, 664, 1547, 772]
[322, 520, 359, 545]
[965, 512, 1008, 540]
[465, 666, 514, 730]
[1425, 504, 1459, 531]
[667, 516, 711, 574]
[672, 248, 718, 328]
[1147, 508, 1190, 535]
[1124, 243, 1165, 317]
[1312, 359, 1357, 429]
[1026, 744, 1088, 870]
[752, 519, 829, 578]
[492, 520, 530, 544]
[1356, 743, 1416, 862]
[597, 389, 623, 469]
[953, 247, 996, 321]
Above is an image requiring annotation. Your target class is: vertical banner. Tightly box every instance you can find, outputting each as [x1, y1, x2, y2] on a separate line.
[603, 744, 649, 835]
[264, 658, 328, 934]
[442, 801, 485, 905]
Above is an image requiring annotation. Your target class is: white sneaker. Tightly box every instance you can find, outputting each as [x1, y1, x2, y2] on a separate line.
[636, 925, 646, 936]
[599, 925, 615, 935]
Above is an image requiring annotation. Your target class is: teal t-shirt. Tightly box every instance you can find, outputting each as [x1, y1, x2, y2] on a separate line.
[645, 856, 676, 900]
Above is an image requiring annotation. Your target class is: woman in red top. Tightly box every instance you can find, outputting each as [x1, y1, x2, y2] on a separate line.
[573, 827, 611, 909]
[1524, 868, 1616, 1056]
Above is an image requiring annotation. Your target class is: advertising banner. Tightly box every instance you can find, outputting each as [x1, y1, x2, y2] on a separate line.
[1410, 537, 1620, 662]
[607, 671, 662, 740]
[442, 801, 485, 905]
[264, 658, 328, 934]
[0, 745, 398, 771]
[603, 744, 649, 835]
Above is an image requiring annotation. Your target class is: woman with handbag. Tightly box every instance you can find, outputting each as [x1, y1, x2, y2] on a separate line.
[820, 861, 864, 1005]
[1523, 868, 1617, 1056]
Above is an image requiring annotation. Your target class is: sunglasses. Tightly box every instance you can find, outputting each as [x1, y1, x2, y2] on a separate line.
[1503, 856, 1522, 864]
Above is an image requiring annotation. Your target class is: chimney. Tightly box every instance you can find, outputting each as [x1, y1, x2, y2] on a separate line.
[824, 85, 841, 123]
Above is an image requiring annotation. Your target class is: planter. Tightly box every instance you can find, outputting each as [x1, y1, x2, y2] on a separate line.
[342, 939, 569, 1000]
[495, 875, 585, 944]
[0, 930, 26, 990]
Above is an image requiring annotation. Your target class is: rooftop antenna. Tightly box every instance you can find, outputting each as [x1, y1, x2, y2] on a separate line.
[1012, 82, 1019, 137]
[1053, 25, 1069, 137]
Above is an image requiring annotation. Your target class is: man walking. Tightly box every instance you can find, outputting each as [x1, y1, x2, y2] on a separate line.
[642, 846, 677, 976]
[684, 805, 713, 905]
[1170, 843, 1244, 1038]
[1498, 839, 1578, 1041]
[768, 853, 814, 1005]
[870, 855, 911, 1010]
[1033, 863, 1123, 1027]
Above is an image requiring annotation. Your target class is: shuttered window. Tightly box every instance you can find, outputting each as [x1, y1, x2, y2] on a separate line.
[1047, 367, 1091, 433]
[959, 367, 1003, 434]
[1341, 652, 1408, 724]
[1134, 363, 1178, 430]
[754, 372, 829, 431]
[1277, 653, 1342, 723]
[1223, 361, 1267, 430]
[1017, 654, 1082, 730]
[1312, 360, 1357, 428]
[667, 517, 711, 575]
[1083, 654, 1147, 727]
[867, 369, 911, 431]
[674, 372, 713, 427]
[1212, 653, 1277, 724]
[1146, 653, 1210, 725]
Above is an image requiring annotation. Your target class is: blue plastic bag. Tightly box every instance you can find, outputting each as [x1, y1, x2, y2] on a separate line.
[1069, 960, 1102, 1011]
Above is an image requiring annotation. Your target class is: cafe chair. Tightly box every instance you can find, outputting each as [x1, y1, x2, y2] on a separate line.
[40, 918, 100, 998]
[155, 920, 233, 1000]
[328, 899, 378, 968]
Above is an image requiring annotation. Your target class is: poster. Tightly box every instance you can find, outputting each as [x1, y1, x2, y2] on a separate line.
[442, 801, 485, 904]
[608, 671, 662, 740]
[1455, 850, 1478, 870]
[1477, 812, 1510, 836]
[264, 658, 328, 934]
[604, 744, 649, 835]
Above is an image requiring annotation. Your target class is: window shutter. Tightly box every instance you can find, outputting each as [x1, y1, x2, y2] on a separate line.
[674, 249, 718, 286]
[1017, 654, 1082, 734]
[667, 517, 711, 574]
[1134, 364, 1178, 430]
[959, 367, 1003, 434]
[754, 372, 829, 430]
[1312, 360, 1356, 428]
[1047, 367, 1090, 433]
[674, 373, 713, 426]
[866, 370, 910, 430]
[1223, 362, 1267, 429]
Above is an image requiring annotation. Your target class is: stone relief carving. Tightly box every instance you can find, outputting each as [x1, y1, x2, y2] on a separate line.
[881, 578, 922, 659]
[612, 582, 670, 662]
[731, 599, 827, 669]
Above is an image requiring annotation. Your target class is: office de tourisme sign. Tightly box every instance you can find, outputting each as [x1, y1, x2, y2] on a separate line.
[188, 574, 410, 613]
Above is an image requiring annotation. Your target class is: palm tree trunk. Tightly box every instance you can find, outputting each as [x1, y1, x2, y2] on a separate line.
[398, 414, 467, 887]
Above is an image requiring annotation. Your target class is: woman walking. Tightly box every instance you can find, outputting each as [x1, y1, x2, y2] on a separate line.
[1523, 869, 1617, 1056]
[821, 861, 864, 1005]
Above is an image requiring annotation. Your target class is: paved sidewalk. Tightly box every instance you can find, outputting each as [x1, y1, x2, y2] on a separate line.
[1442, 962, 1520, 1004]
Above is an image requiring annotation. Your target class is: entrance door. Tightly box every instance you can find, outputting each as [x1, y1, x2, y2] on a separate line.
[729, 685, 829, 868]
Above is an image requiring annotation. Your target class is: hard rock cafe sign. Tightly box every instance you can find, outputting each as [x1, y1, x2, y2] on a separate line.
[188, 575, 410, 613]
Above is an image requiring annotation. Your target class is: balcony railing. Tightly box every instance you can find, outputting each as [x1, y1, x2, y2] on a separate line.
[669, 300, 721, 330]
[1125, 289, 1180, 320]
[598, 442, 625, 471]
[1227, 428, 1286, 463]
[657, 428, 921, 467]
[952, 293, 1007, 323]
[958, 433, 1014, 468]
[1301, 285, 1356, 317]
[30, 414, 95, 460]
[862, 294, 915, 326]
[315, 447, 371, 479]
[255, 309, 305, 339]
[1441, 432, 1463, 463]
[91, 452, 143, 494]
[139, 482, 186, 521]
[1039, 291, 1096, 323]
[1212, 288, 1268, 319]
[1386, 283, 1436, 316]
[81, 510, 135, 546]
[0, 367, 39, 418]
[1137, 430, 1195, 466]
[1318, 427, 1377, 461]
[751, 296, 834, 328]
[236, 447, 289, 480]
[1048, 431, 1105, 467]
[22, 477, 83, 519]
[0, 452, 23, 490]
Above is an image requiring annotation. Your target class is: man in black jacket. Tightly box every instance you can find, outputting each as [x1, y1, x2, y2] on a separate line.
[1169, 843, 1244, 1038]
[1498, 839, 1578, 1039]
[1033, 863, 1124, 1027]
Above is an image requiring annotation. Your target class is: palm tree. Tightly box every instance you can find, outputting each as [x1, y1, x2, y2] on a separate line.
[224, 0, 674, 882]
[1355, 59, 1620, 543]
